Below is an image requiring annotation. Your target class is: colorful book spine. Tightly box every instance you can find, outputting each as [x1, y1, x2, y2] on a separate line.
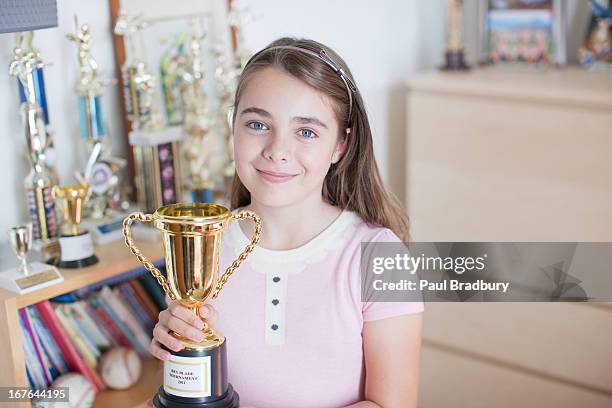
[129, 279, 161, 322]
[70, 302, 111, 350]
[139, 271, 168, 310]
[54, 306, 99, 369]
[91, 294, 143, 353]
[34, 301, 105, 392]
[19, 308, 53, 385]
[82, 301, 120, 348]
[99, 286, 150, 354]
[89, 296, 132, 348]
[18, 312, 47, 389]
[116, 284, 153, 331]
[29, 307, 68, 377]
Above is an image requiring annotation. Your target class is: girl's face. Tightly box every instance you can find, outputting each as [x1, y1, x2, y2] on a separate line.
[233, 66, 345, 208]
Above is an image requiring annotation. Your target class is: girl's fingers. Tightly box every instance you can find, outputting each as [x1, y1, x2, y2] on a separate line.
[167, 301, 206, 330]
[149, 339, 171, 361]
[153, 323, 185, 352]
[163, 312, 205, 342]
[199, 304, 218, 327]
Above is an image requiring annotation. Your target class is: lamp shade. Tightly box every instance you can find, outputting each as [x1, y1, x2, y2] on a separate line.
[0, 0, 57, 34]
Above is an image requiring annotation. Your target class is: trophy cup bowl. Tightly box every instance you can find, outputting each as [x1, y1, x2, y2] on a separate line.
[123, 203, 261, 408]
[52, 184, 99, 268]
[9, 224, 32, 275]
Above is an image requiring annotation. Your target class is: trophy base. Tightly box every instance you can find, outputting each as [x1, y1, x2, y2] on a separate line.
[156, 337, 238, 408]
[57, 231, 99, 269]
[152, 384, 239, 408]
[58, 254, 99, 269]
[441, 50, 470, 71]
[0, 262, 63, 294]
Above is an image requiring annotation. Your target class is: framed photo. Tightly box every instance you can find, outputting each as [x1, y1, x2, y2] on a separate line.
[477, 0, 566, 65]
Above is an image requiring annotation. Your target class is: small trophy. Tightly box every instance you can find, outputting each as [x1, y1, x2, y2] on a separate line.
[67, 16, 127, 244]
[115, 12, 184, 213]
[52, 184, 99, 268]
[0, 224, 63, 294]
[441, 0, 470, 70]
[9, 32, 60, 243]
[123, 203, 261, 408]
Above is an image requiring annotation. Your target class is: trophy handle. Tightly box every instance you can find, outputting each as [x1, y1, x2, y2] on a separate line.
[123, 212, 177, 300]
[212, 210, 262, 299]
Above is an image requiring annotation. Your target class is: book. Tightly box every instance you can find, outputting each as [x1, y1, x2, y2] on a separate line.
[117, 283, 153, 331]
[54, 306, 99, 369]
[129, 279, 161, 322]
[18, 311, 47, 389]
[71, 301, 112, 350]
[91, 294, 144, 354]
[139, 271, 168, 310]
[35, 301, 105, 392]
[99, 286, 151, 354]
[89, 295, 132, 349]
[82, 301, 119, 348]
[28, 307, 68, 377]
[19, 308, 53, 386]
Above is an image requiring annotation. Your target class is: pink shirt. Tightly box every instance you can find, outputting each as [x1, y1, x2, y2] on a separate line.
[210, 209, 424, 408]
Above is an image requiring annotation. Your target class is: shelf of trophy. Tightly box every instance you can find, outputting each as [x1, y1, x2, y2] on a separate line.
[93, 357, 163, 408]
[0, 239, 165, 309]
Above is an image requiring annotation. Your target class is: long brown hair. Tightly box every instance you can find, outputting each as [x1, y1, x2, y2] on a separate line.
[230, 37, 410, 241]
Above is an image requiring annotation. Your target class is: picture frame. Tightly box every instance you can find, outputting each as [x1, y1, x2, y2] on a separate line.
[477, 0, 566, 66]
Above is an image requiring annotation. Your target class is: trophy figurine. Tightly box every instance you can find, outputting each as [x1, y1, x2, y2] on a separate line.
[441, 0, 470, 70]
[52, 184, 99, 268]
[67, 16, 127, 244]
[0, 224, 63, 294]
[116, 12, 184, 213]
[9, 33, 59, 243]
[123, 203, 261, 408]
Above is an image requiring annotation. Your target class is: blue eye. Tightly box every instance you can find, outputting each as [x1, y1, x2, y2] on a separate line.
[247, 121, 268, 131]
[297, 128, 318, 139]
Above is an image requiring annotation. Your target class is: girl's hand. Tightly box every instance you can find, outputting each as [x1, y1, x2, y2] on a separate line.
[150, 300, 218, 361]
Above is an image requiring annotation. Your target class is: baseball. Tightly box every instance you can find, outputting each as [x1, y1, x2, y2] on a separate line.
[99, 347, 142, 390]
[45, 372, 95, 408]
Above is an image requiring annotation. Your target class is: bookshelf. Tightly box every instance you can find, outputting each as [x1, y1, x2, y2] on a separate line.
[0, 239, 165, 408]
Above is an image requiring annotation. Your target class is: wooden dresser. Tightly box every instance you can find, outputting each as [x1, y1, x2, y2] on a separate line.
[405, 67, 612, 407]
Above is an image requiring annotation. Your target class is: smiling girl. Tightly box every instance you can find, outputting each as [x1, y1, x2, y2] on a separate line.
[151, 37, 424, 408]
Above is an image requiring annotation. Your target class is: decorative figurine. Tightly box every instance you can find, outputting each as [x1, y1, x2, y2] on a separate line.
[67, 16, 127, 232]
[442, 0, 470, 70]
[579, 0, 612, 71]
[9, 33, 59, 242]
[115, 11, 183, 214]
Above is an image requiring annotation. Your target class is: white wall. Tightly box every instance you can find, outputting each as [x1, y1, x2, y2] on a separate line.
[238, 0, 426, 207]
[0, 0, 594, 243]
[0, 0, 125, 243]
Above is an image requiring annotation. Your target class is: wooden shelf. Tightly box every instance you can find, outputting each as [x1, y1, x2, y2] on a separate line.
[0, 238, 165, 407]
[0, 239, 165, 309]
[407, 66, 612, 111]
[93, 358, 163, 408]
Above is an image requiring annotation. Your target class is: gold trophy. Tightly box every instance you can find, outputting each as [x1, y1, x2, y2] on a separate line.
[52, 184, 99, 268]
[123, 203, 261, 408]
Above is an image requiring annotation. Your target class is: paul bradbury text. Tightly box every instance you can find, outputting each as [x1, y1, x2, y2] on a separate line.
[372, 279, 510, 293]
